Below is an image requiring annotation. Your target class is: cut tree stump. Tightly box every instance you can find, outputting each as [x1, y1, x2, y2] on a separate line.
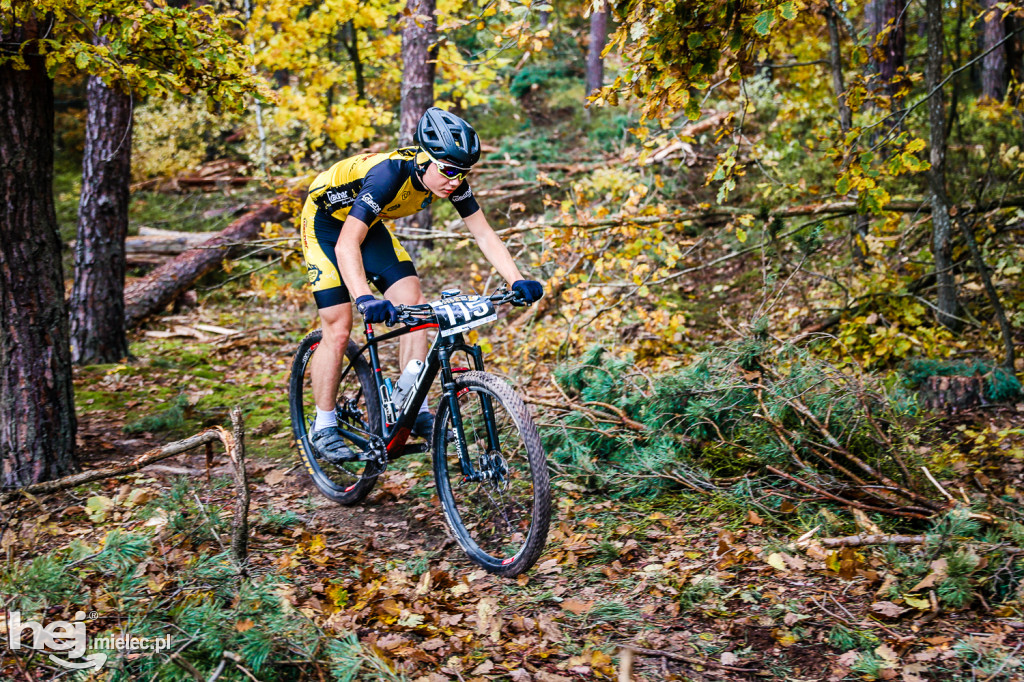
[124, 199, 290, 329]
[918, 374, 986, 413]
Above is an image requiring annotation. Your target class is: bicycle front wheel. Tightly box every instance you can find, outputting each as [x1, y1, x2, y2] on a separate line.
[432, 371, 551, 576]
[289, 329, 381, 505]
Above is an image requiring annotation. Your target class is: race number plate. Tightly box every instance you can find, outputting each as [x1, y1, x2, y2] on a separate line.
[430, 295, 497, 337]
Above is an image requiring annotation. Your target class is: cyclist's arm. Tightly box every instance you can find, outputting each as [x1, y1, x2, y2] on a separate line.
[462, 209, 525, 285]
[335, 163, 402, 300]
[335, 215, 374, 300]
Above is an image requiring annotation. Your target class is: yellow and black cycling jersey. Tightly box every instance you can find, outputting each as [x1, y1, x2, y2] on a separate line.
[299, 147, 480, 309]
[306, 146, 480, 226]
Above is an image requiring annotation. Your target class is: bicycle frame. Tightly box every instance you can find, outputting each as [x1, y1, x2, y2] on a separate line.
[335, 318, 502, 479]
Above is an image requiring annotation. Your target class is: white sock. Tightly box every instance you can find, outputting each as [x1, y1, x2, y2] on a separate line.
[418, 401, 431, 415]
[314, 407, 337, 431]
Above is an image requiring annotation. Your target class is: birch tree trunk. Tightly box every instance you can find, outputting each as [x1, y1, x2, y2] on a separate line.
[0, 17, 78, 486]
[69, 71, 133, 365]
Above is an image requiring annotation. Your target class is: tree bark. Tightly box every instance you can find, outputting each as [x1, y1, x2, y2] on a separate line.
[123, 201, 288, 329]
[956, 216, 1016, 369]
[825, 5, 867, 265]
[924, 0, 960, 329]
[0, 17, 78, 486]
[397, 0, 437, 259]
[340, 22, 365, 101]
[980, 0, 1007, 101]
[871, 0, 906, 102]
[586, 2, 609, 96]
[70, 72, 133, 365]
[398, 0, 436, 148]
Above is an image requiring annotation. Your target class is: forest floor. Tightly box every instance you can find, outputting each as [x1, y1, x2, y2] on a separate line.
[28, 268, 1020, 682]
[7, 162, 1023, 680]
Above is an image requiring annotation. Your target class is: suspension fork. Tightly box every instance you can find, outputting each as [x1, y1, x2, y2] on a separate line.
[467, 344, 502, 455]
[439, 346, 482, 480]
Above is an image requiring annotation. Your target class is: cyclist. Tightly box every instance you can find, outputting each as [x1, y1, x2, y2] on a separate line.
[299, 107, 544, 463]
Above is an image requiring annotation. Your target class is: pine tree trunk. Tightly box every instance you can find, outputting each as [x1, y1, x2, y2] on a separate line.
[70, 74, 133, 365]
[980, 0, 1007, 101]
[398, 0, 437, 260]
[398, 0, 436, 148]
[924, 0, 959, 329]
[0, 18, 78, 486]
[586, 2, 609, 96]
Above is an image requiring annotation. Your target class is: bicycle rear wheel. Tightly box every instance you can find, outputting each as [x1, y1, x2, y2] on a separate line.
[432, 371, 550, 576]
[289, 329, 381, 505]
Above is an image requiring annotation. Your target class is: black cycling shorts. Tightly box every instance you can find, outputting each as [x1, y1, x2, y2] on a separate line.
[300, 199, 417, 309]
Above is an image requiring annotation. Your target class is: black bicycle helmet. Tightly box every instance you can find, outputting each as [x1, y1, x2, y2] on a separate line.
[414, 107, 480, 169]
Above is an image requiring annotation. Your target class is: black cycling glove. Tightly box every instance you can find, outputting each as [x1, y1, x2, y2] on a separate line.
[355, 295, 398, 325]
[511, 279, 544, 304]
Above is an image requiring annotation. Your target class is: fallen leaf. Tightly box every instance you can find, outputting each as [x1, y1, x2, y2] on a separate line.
[837, 651, 860, 667]
[560, 599, 593, 615]
[721, 652, 739, 665]
[421, 638, 446, 651]
[903, 662, 928, 682]
[235, 619, 254, 632]
[871, 601, 908, 618]
[910, 558, 948, 592]
[264, 469, 288, 485]
[535, 672, 572, 682]
[477, 597, 501, 643]
[747, 510, 764, 525]
[783, 553, 807, 571]
[876, 643, 899, 665]
[766, 553, 789, 572]
[126, 488, 158, 507]
[784, 612, 811, 626]
[86, 496, 114, 522]
[471, 659, 494, 675]
[851, 508, 883, 534]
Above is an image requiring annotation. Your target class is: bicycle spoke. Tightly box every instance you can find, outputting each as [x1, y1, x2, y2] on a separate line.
[289, 331, 380, 505]
[438, 380, 541, 566]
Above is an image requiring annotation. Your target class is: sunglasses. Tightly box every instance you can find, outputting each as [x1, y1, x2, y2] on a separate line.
[426, 153, 471, 182]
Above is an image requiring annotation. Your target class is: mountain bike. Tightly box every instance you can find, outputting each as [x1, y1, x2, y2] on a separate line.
[288, 287, 550, 576]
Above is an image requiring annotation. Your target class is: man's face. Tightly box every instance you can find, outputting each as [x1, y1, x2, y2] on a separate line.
[422, 161, 466, 198]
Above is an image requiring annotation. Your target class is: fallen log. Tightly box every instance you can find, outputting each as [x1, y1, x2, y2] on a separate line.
[124, 199, 290, 329]
[70, 228, 220, 256]
[128, 228, 220, 254]
[0, 418, 239, 504]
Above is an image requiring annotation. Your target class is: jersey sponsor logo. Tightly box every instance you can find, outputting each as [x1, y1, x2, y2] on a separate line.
[361, 194, 382, 214]
[386, 204, 400, 212]
[450, 188, 473, 202]
[400, 188, 411, 200]
[306, 263, 322, 285]
[326, 189, 355, 206]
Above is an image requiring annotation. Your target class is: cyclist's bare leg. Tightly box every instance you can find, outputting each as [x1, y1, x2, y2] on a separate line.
[385, 275, 427, 371]
[311, 302, 352, 411]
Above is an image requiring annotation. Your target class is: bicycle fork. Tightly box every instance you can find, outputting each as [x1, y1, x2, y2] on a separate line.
[439, 347, 503, 483]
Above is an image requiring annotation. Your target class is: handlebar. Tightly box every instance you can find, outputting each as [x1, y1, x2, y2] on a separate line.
[386, 287, 528, 327]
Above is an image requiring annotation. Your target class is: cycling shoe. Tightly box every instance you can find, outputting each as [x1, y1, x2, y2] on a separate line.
[412, 411, 434, 440]
[311, 426, 358, 463]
